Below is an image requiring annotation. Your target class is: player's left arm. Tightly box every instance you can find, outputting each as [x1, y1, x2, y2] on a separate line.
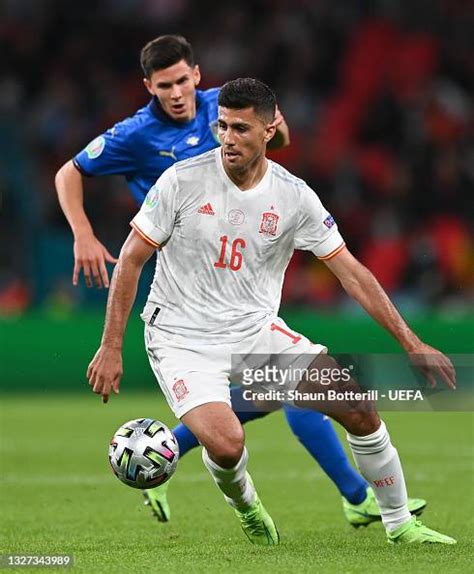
[323, 246, 456, 389]
[267, 106, 290, 149]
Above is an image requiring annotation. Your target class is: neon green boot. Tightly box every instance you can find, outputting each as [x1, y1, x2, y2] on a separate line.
[387, 516, 456, 544]
[343, 487, 427, 528]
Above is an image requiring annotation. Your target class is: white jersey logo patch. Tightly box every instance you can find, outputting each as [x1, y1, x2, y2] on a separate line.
[186, 136, 200, 146]
[228, 209, 245, 225]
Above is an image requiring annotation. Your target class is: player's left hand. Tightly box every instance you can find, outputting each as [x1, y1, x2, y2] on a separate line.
[87, 345, 123, 403]
[408, 342, 456, 389]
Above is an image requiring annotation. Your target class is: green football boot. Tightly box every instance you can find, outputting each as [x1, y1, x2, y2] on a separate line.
[143, 481, 170, 523]
[343, 487, 427, 528]
[387, 516, 456, 544]
[235, 492, 280, 546]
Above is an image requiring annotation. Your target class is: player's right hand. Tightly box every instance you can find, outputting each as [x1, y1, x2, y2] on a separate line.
[73, 233, 118, 288]
[87, 346, 123, 403]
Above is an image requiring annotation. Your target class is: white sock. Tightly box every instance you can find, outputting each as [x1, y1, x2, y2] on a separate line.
[347, 421, 411, 532]
[202, 447, 256, 512]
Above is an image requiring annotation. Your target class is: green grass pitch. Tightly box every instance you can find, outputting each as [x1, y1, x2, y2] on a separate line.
[1, 393, 472, 573]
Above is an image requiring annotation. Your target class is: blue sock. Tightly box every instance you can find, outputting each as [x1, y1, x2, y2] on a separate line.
[172, 386, 270, 456]
[172, 423, 200, 455]
[283, 405, 368, 504]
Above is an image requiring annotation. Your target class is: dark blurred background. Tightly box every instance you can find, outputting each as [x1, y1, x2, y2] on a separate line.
[0, 0, 472, 318]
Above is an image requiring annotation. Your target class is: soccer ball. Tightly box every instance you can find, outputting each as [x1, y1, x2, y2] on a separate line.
[109, 418, 179, 489]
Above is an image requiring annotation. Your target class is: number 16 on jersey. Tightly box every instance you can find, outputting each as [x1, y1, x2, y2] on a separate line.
[214, 235, 246, 271]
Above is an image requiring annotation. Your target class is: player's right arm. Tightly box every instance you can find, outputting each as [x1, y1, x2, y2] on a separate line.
[87, 167, 178, 403]
[87, 229, 157, 403]
[55, 160, 118, 288]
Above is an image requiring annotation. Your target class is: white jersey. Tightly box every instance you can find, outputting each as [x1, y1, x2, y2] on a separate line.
[131, 148, 345, 344]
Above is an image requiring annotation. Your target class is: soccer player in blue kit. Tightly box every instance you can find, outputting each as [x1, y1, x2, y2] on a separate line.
[55, 35, 425, 526]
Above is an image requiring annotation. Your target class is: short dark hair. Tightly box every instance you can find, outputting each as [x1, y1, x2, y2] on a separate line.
[218, 78, 276, 123]
[140, 35, 194, 78]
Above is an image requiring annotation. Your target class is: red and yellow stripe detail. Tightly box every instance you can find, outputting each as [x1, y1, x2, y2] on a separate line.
[318, 242, 346, 261]
[130, 221, 160, 248]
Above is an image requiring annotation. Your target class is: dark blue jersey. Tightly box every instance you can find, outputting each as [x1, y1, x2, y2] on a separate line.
[73, 88, 220, 205]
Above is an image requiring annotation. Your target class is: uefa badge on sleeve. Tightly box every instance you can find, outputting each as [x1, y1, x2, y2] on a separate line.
[85, 136, 105, 159]
[259, 212, 280, 237]
[323, 214, 335, 229]
[144, 185, 159, 211]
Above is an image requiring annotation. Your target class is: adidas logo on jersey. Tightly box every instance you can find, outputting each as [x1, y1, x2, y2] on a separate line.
[198, 203, 215, 215]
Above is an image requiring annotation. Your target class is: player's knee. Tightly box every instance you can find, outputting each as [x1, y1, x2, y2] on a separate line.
[306, 354, 340, 376]
[343, 411, 380, 436]
[207, 428, 245, 468]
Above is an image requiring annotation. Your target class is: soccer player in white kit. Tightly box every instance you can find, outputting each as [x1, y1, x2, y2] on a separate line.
[88, 78, 456, 546]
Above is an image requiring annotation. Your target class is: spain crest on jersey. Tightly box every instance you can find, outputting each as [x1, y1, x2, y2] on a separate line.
[259, 212, 280, 237]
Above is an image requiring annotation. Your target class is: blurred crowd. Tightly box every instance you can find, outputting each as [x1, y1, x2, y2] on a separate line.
[0, 0, 472, 315]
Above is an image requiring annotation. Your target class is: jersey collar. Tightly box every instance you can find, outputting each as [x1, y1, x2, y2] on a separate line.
[215, 148, 272, 194]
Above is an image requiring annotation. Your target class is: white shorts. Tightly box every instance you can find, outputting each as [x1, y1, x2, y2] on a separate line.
[145, 317, 326, 418]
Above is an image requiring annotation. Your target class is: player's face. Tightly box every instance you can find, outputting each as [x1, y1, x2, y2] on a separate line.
[218, 107, 276, 173]
[144, 59, 201, 122]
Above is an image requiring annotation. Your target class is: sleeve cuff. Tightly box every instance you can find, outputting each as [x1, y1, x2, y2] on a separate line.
[130, 211, 169, 247]
[310, 228, 345, 259]
[72, 157, 93, 177]
[130, 222, 160, 248]
[318, 242, 346, 260]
